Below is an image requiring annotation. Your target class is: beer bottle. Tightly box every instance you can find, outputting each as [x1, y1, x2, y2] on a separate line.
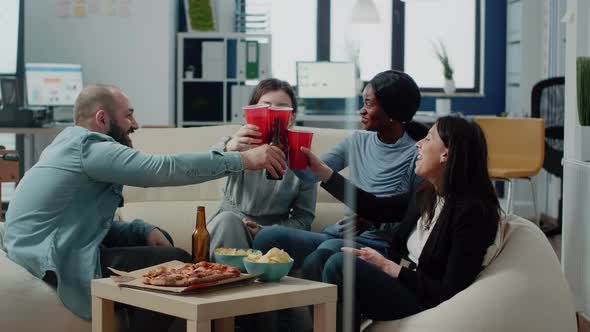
[266, 117, 284, 180]
[192, 206, 210, 262]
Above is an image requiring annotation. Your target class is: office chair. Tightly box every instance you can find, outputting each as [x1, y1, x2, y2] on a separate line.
[531, 77, 565, 236]
[474, 117, 545, 224]
[0, 147, 19, 221]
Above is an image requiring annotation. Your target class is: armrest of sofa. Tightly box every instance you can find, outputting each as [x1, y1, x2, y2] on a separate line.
[0, 249, 90, 331]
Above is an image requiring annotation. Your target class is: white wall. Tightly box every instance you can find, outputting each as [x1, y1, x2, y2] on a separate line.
[505, 0, 557, 219]
[24, 1, 177, 126]
[532, 0, 567, 220]
[214, 0, 235, 33]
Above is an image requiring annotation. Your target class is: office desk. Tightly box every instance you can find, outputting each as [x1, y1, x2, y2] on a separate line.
[296, 114, 361, 129]
[0, 128, 62, 135]
[0, 127, 65, 173]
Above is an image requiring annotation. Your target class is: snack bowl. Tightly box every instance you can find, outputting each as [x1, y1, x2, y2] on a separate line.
[243, 258, 294, 282]
[213, 249, 261, 272]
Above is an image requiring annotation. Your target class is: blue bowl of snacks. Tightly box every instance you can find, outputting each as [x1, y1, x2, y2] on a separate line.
[213, 248, 262, 272]
[243, 248, 294, 282]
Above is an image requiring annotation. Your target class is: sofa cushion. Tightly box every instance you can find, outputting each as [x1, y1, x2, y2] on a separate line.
[124, 125, 240, 204]
[365, 215, 577, 332]
[0, 249, 90, 331]
[117, 125, 353, 253]
[124, 125, 351, 205]
[117, 201, 222, 252]
[312, 203, 345, 232]
[117, 200, 346, 253]
[481, 216, 507, 267]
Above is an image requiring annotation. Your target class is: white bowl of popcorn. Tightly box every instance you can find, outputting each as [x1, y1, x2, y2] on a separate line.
[243, 248, 294, 282]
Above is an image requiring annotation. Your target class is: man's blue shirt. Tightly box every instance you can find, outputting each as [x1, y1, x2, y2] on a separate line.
[2, 126, 243, 319]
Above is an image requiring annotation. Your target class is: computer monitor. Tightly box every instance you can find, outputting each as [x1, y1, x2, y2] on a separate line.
[25, 63, 83, 107]
[296, 61, 357, 99]
[0, 0, 21, 75]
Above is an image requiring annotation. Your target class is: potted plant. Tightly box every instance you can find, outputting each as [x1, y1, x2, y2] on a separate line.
[185, 65, 195, 79]
[577, 57, 590, 161]
[434, 40, 455, 95]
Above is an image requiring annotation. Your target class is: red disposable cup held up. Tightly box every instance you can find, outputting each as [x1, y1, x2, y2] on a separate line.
[269, 106, 292, 143]
[243, 105, 270, 143]
[288, 129, 314, 169]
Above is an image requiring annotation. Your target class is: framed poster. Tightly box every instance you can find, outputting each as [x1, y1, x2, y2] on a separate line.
[184, 0, 216, 32]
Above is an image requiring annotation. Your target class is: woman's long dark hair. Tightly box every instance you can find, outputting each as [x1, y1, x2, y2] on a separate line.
[249, 78, 297, 114]
[418, 116, 502, 226]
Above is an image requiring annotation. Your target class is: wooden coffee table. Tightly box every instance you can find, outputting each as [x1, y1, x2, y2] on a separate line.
[91, 275, 337, 332]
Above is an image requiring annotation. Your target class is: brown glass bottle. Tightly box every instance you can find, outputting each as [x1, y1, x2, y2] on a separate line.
[266, 117, 284, 180]
[192, 206, 210, 262]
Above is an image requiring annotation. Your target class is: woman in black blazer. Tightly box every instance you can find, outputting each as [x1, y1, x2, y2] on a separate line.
[301, 116, 502, 331]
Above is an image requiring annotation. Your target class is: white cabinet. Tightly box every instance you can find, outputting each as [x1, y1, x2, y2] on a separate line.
[562, 0, 590, 315]
[562, 159, 590, 313]
[176, 32, 271, 127]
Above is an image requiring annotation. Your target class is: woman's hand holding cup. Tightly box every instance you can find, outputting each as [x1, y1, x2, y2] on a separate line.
[300, 147, 333, 183]
[226, 124, 263, 152]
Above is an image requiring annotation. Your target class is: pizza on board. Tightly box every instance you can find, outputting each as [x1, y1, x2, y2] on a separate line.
[142, 262, 241, 287]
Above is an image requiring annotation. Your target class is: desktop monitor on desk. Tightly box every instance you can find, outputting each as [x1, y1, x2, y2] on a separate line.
[25, 63, 83, 107]
[296, 61, 358, 116]
[25, 63, 83, 124]
[296, 61, 357, 99]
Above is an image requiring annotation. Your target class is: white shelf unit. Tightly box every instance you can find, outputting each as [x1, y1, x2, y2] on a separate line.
[176, 32, 271, 127]
[562, 0, 590, 315]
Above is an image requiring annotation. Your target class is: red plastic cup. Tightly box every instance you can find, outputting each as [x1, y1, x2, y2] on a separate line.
[269, 106, 292, 143]
[288, 129, 314, 169]
[243, 104, 270, 143]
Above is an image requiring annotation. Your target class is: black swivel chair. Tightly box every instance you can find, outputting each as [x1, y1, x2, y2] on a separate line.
[531, 76, 564, 237]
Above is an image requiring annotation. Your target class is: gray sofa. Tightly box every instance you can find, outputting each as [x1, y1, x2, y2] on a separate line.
[118, 125, 578, 332]
[0, 125, 578, 331]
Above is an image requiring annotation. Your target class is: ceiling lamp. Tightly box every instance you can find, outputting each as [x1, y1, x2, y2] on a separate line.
[349, 0, 380, 24]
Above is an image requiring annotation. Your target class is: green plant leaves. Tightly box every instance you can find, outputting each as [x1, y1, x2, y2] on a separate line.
[433, 40, 454, 80]
[577, 57, 590, 126]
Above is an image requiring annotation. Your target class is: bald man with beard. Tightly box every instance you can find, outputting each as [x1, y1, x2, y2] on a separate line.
[2, 84, 286, 331]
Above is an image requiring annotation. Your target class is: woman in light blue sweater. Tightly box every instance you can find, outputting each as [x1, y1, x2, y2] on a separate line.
[254, 70, 427, 280]
[208, 79, 317, 253]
